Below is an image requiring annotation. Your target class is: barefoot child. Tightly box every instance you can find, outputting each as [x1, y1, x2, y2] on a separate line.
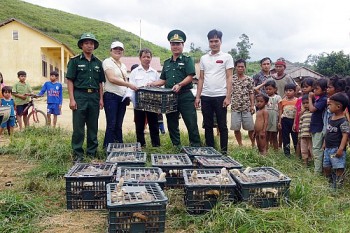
[299, 94, 314, 167]
[254, 94, 269, 155]
[323, 93, 350, 189]
[264, 80, 282, 151]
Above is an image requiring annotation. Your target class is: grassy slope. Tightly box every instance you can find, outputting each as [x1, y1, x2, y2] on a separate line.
[1, 127, 350, 232]
[0, 0, 171, 61]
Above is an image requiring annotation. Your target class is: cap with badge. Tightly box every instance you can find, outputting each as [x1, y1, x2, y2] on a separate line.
[77, 32, 99, 49]
[167, 29, 186, 43]
[111, 41, 124, 50]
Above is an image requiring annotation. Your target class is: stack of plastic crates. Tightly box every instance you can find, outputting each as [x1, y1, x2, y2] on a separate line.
[196, 156, 243, 170]
[115, 167, 166, 189]
[106, 142, 142, 155]
[107, 182, 168, 233]
[64, 163, 116, 209]
[151, 153, 192, 188]
[135, 87, 178, 114]
[230, 167, 291, 208]
[181, 146, 222, 167]
[183, 168, 237, 214]
[106, 151, 147, 167]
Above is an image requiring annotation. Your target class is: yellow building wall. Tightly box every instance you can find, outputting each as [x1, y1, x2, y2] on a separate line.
[0, 21, 72, 87]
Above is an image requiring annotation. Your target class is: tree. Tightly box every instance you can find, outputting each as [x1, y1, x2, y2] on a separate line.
[187, 42, 205, 63]
[314, 51, 350, 77]
[228, 34, 253, 61]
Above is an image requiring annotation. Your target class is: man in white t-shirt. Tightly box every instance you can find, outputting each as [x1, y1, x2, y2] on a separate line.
[195, 29, 234, 154]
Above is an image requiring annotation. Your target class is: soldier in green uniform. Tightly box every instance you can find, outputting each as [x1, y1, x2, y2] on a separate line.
[150, 30, 201, 147]
[66, 33, 105, 162]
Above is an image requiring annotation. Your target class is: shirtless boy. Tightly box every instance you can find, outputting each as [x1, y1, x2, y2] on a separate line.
[254, 94, 269, 155]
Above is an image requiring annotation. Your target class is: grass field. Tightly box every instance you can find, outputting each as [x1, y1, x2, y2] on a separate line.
[1, 127, 350, 233]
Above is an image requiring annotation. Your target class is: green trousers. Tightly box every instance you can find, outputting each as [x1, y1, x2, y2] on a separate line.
[72, 90, 100, 158]
[166, 91, 200, 147]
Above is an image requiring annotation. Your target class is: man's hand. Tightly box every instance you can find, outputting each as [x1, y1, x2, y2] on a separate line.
[69, 99, 77, 110]
[172, 84, 181, 93]
[223, 97, 230, 108]
[194, 98, 201, 108]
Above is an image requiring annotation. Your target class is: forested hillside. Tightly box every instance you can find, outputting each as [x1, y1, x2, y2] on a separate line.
[0, 0, 171, 61]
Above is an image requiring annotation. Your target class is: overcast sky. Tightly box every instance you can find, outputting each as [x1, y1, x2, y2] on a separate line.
[22, 0, 350, 62]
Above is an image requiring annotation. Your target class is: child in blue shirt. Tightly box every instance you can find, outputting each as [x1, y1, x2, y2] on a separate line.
[37, 71, 63, 127]
[0, 86, 16, 136]
[309, 78, 328, 174]
[323, 93, 350, 189]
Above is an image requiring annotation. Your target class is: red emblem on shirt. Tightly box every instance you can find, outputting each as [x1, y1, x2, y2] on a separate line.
[216, 60, 223, 63]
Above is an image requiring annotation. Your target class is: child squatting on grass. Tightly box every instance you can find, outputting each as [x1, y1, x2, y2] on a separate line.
[323, 92, 350, 189]
[253, 94, 269, 155]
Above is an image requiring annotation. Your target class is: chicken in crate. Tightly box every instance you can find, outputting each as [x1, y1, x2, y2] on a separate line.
[106, 151, 147, 167]
[183, 168, 237, 214]
[230, 167, 291, 208]
[107, 181, 168, 233]
[115, 166, 167, 189]
[64, 163, 116, 209]
[196, 155, 243, 170]
[180, 146, 222, 166]
[151, 153, 193, 188]
[106, 142, 142, 155]
[135, 87, 178, 114]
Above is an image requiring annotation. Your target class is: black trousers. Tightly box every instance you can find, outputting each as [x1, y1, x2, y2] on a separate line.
[281, 117, 298, 155]
[201, 96, 228, 153]
[134, 109, 160, 147]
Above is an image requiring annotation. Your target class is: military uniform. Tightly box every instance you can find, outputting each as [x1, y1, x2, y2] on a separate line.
[160, 30, 200, 147]
[66, 33, 105, 160]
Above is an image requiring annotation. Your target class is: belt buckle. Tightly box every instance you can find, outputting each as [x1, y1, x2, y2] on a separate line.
[87, 89, 93, 93]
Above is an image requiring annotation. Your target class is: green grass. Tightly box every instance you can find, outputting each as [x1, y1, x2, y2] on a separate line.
[1, 127, 350, 232]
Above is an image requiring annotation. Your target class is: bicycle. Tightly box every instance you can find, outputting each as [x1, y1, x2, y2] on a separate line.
[14, 93, 48, 127]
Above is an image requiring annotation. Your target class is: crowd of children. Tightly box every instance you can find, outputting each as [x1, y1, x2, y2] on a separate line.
[249, 75, 350, 189]
[0, 70, 63, 140]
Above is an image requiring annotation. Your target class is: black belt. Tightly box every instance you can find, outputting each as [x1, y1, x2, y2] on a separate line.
[75, 88, 99, 93]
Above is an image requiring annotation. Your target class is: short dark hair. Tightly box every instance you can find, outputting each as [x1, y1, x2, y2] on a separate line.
[2, 86, 12, 94]
[131, 64, 139, 71]
[256, 93, 269, 103]
[17, 70, 26, 77]
[139, 48, 152, 57]
[234, 58, 246, 67]
[301, 77, 314, 88]
[50, 71, 59, 77]
[314, 78, 328, 92]
[284, 83, 296, 91]
[260, 57, 272, 65]
[329, 92, 349, 111]
[302, 94, 314, 103]
[207, 29, 223, 40]
[329, 75, 346, 92]
[264, 80, 277, 89]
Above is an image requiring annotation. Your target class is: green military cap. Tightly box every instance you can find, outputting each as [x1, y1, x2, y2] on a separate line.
[167, 29, 186, 43]
[78, 32, 99, 49]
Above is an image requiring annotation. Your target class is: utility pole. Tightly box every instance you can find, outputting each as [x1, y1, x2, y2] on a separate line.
[139, 19, 142, 51]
